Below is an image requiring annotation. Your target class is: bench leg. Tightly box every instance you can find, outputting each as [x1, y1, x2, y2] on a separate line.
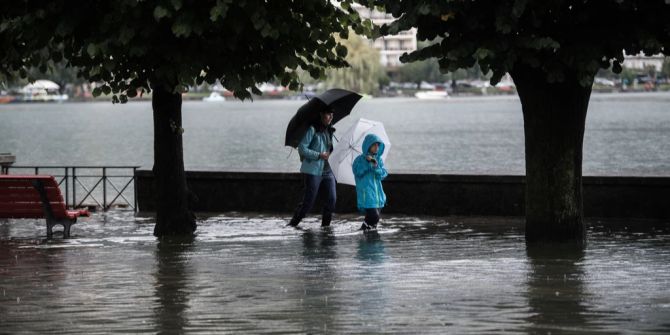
[46, 219, 76, 238]
[46, 221, 54, 238]
[63, 221, 72, 238]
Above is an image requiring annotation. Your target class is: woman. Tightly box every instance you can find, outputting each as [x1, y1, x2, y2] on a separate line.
[288, 109, 337, 227]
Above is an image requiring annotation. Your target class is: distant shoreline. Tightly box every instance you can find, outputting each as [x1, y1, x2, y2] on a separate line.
[2, 90, 669, 105]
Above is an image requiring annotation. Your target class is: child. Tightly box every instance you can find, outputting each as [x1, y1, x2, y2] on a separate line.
[352, 133, 388, 231]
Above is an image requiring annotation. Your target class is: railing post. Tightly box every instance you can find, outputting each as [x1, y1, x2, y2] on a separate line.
[133, 167, 138, 212]
[103, 167, 107, 210]
[34, 167, 39, 175]
[64, 167, 70, 208]
[72, 167, 77, 208]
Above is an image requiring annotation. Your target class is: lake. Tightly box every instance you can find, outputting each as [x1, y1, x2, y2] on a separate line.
[1, 92, 669, 176]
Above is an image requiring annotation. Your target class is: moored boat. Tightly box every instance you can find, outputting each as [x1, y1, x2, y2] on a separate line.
[414, 90, 449, 99]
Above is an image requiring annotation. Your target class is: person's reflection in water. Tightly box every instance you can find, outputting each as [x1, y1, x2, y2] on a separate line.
[302, 227, 337, 260]
[153, 236, 194, 335]
[297, 227, 339, 333]
[356, 231, 385, 263]
[525, 242, 597, 333]
[355, 231, 387, 325]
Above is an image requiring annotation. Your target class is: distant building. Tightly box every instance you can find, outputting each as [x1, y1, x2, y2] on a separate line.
[623, 53, 666, 71]
[353, 5, 417, 68]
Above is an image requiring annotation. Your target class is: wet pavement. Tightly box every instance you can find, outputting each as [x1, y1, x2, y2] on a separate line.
[1, 211, 669, 334]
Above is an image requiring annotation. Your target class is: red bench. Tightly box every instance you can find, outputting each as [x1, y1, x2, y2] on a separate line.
[0, 175, 89, 238]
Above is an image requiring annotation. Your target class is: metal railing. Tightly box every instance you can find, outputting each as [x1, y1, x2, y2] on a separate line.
[4, 166, 140, 211]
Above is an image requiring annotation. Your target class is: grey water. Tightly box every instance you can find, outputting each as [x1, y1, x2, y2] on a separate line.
[2, 94, 670, 333]
[1, 92, 669, 176]
[1, 212, 669, 333]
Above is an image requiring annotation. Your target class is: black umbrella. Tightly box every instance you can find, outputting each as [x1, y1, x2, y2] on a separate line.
[285, 88, 363, 148]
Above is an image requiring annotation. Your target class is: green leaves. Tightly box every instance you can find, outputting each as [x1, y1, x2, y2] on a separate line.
[171, 22, 192, 38]
[365, 0, 670, 88]
[86, 43, 98, 58]
[153, 6, 171, 21]
[531, 37, 560, 50]
[1, 1, 365, 101]
[209, 1, 230, 22]
[336, 44, 348, 58]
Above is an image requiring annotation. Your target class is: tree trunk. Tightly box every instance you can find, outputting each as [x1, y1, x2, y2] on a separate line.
[510, 65, 592, 243]
[151, 85, 196, 237]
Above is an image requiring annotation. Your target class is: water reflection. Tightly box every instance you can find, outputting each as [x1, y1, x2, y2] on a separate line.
[355, 231, 388, 326]
[1, 213, 668, 333]
[153, 236, 194, 334]
[296, 228, 340, 333]
[356, 231, 385, 263]
[525, 242, 598, 333]
[0, 221, 10, 239]
[301, 227, 337, 260]
[0, 238, 67, 332]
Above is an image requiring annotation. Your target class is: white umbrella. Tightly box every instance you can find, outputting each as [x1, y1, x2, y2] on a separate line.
[329, 118, 391, 186]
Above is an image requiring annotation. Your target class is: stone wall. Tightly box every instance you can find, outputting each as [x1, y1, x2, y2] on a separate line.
[135, 170, 670, 219]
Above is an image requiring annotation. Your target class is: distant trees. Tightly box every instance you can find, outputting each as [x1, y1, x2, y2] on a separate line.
[663, 58, 670, 78]
[1, 1, 368, 237]
[366, 0, 670, 242]
[395, 59, 444, 89]
[322, 33, 387, 95]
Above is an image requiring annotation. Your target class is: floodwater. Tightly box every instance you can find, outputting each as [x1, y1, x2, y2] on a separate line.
[1, 211, 669, 333]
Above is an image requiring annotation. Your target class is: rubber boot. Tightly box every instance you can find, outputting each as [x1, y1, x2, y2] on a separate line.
[288, 215, 302, 227]
[321, 213, 332, 227]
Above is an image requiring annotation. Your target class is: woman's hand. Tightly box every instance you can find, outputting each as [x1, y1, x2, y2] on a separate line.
[366, 155, 377, 166]
[320, 152, 330, 160]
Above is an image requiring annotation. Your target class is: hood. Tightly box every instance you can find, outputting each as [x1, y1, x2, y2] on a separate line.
[362, 133, 385, 157]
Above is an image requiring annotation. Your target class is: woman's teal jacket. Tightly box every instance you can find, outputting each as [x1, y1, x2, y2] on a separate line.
[298, 125, 334, 176]
[352, 133, 388, 210]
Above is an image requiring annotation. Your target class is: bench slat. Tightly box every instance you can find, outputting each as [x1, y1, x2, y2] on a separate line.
[0, 211, 45, 218]
[0, 175, 56, 180]
[0, 189, 64, 202]
[0, 202, 70, 218]
[0, 202, 67, 209]
[0, 175, 61, 188]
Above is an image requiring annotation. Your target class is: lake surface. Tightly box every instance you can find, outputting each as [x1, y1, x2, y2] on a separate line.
[1, 212, 669, 333]
[1, 92, 669, 176]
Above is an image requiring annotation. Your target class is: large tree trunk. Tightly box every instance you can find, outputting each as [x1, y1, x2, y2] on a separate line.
[151, 85, 196, 237]
[510, 65, 592, 243]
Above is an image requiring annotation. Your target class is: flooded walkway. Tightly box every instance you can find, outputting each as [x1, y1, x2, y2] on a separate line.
[1, 211, 669, 333]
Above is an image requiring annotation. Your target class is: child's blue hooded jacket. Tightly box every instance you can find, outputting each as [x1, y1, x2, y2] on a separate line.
[352, 133, 388, 210]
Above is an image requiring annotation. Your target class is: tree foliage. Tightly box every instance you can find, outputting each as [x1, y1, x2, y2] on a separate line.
[0, 0, 372, 101]
[366, 0, 670, 86]
[322, 33, 386, 94]
[663, 57, 670, 77]
[395, 58, 445, 86]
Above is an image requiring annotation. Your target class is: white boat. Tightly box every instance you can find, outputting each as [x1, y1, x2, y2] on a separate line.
[20, 80, 69, 102]
[203, 92, 226, 102]
[414, 90, 449, 99]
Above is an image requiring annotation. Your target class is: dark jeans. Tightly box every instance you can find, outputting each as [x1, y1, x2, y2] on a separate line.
[291, 171, 337, 225]
[364, 208, 381, 227]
